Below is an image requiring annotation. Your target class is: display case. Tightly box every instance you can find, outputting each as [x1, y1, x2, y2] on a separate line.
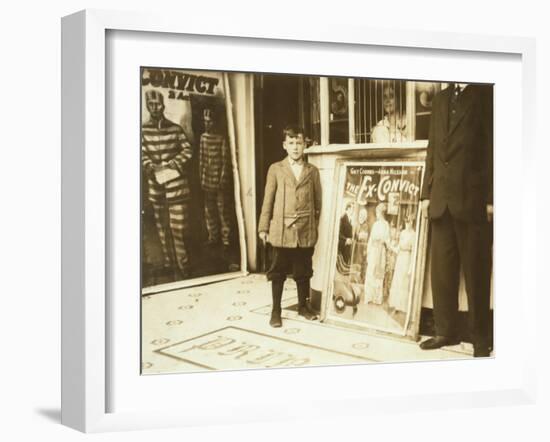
[301, 77, 445, 338]
[322, 159, 427, 339]
[302, 77, 443, 149]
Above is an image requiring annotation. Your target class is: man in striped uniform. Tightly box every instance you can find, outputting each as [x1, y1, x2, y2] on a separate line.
[142, 90, 193, 278]
[199, 108, 233, 257]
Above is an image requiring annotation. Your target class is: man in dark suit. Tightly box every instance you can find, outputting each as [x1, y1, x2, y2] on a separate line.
[419, 83, 493, 357]
[338, 202, 354, 265]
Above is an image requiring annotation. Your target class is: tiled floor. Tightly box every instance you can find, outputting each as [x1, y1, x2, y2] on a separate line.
[142, 274, 478, 375]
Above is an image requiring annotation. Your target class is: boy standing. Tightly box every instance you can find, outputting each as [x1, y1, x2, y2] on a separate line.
[258, 125, 322, 327]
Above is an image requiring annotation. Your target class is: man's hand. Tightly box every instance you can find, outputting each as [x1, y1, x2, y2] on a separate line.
[345, 238, 353, 246]
[168, 159, 179, 170]
[421, 199, 430, 218]
[145, 163, 157, 180]
[259, 232, 269, 245]
[486, 204, 493, 223]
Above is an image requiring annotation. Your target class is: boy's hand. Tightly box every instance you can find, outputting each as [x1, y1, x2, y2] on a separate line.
[259, 232, 268, 245]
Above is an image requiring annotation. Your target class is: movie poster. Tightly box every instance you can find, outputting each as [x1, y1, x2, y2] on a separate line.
[324, 161, 425, 336]
[141, 68, 244, 291]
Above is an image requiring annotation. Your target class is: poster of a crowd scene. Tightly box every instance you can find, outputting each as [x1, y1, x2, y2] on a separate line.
[141, 67, 244, 292]
[324, 161, 426, 336]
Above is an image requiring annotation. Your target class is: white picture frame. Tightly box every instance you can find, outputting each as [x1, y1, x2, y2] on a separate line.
[61, 9, 537, 433]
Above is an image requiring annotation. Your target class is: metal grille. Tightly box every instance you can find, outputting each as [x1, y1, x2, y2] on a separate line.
[299, 77, 321, 146]
[354, 79, 408, 144]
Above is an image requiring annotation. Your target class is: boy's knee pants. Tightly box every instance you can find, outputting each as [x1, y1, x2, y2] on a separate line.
[267, 247, 314, 284]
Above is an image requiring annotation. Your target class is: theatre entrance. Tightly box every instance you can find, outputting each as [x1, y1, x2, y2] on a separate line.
[254, 73, 301, 272]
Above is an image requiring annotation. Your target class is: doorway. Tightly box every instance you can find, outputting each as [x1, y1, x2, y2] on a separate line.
[254, 73, 300, 272]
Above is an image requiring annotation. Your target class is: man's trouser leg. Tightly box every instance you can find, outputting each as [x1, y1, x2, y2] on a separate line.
[430, 209, 460, 340]
[454, 216, 493, 350]
[204, 190, 220, 244]
[216, 189, 233, 247]
[152, 200, 172, 267]
[168, 201, 190, 275]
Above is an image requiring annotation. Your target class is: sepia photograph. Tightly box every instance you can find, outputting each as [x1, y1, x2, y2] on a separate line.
[140, 68, 494, 374]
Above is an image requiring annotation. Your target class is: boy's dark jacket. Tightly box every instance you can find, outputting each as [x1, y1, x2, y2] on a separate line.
[258, 159, 322, 248]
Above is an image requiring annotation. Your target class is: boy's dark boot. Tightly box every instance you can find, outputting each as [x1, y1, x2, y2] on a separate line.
[270, 280, 284, 328]
[296, 280, 318, 320]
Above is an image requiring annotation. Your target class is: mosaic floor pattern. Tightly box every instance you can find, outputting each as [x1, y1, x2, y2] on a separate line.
[142, 274, 475, 375]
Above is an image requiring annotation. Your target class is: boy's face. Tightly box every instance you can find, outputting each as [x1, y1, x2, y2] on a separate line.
[283, 134, 305, 161]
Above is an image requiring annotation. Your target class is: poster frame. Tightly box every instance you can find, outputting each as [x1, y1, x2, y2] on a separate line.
[321, 158, 428, 340]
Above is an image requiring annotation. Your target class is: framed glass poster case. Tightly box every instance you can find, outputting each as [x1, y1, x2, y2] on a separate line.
[322, 160, 427, 339]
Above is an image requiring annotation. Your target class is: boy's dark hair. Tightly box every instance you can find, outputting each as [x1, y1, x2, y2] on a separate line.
[282, 124, 305, 141]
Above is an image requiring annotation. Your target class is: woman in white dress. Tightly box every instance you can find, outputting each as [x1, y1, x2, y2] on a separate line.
[364, 203, 391, 305]
[388, 218, 416, 313]
[371, 82, 408, 144]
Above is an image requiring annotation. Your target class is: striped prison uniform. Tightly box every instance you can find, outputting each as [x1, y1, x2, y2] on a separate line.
[142, 117, 192, 274]
[199, 132, 233, 245]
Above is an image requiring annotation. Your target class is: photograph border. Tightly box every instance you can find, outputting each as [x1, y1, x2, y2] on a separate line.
[61, 9, 537, 433]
